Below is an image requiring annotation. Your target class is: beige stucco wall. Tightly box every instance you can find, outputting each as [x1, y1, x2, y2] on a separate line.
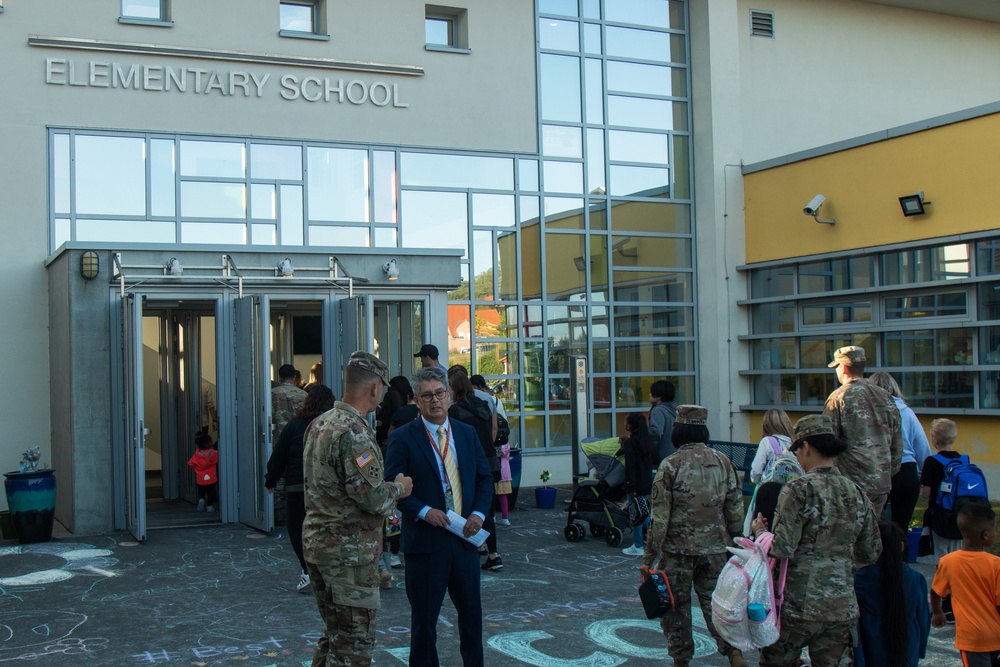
[0, 0, 535, 513]
[3, 0, 537, 150]
[737, 0, 1000, 164]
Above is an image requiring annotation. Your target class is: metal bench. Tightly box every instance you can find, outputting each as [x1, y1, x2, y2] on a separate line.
[708, 440, 759, 496]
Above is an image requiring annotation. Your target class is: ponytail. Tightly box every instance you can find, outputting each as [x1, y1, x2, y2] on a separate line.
[877, 522, 909, 665]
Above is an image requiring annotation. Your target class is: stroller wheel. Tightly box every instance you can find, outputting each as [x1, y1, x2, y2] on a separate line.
[589, 524, 606, 538]
[564, 523, 584, 542]
[605, 527, 623, 548]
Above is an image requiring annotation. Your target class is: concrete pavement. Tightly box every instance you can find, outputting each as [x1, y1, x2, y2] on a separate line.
[0, 489, 960, 666]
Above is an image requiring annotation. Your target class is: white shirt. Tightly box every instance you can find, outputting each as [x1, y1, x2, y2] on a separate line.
[416, 418, 485, 521]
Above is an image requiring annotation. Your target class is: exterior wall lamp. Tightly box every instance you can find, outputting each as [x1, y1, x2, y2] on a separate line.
[383, 259, 399, 281]
[165, 257, 183, 276]
[80, 251, 100, 280]
[277, 258, 294, 277]
[899, 191, 931, 216]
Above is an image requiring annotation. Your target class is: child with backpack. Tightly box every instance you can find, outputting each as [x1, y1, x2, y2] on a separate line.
[744, 428, 804, 537]
[750, 409, 795, 485]
[853, 522, 931, 667]
[930, 502, 1000, 666]
[920, 419, 989, 561]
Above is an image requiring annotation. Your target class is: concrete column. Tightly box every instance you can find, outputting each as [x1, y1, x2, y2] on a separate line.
[689, 0, 751, 442]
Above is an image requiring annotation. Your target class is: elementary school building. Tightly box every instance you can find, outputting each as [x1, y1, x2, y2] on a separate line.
[1, 0, 999, 539]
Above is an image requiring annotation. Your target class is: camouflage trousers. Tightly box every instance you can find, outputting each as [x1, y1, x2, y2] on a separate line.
[657, 551, 734, 663]
[306, 562, 377, 667]
[759, 618, 854, 667]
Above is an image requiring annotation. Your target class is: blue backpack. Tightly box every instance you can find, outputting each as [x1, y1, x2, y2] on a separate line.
[930, 453, 989, 540]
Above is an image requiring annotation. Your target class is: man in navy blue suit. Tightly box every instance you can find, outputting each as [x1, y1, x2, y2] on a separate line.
[384, 365, 493, 667]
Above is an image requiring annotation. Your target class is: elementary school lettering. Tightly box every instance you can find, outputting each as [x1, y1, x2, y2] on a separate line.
[44, 58, 409, 107]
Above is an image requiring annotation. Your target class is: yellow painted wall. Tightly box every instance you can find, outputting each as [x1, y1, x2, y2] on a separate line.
[744, 112, 1000, 263]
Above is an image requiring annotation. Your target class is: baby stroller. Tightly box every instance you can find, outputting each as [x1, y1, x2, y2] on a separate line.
[564, 438, 634, 547]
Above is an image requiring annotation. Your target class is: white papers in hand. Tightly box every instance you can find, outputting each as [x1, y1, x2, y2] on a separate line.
[445, 510, 489, 548]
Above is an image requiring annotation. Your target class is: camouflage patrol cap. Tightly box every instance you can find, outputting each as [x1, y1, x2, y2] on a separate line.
[794, 414, 835, 441]
[827, 345, 866, 368]
[347, 351, 388, 385]
[675, 404, 708, 425]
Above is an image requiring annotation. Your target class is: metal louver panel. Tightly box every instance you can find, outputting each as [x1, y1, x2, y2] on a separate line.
[751, 10, 774, 38]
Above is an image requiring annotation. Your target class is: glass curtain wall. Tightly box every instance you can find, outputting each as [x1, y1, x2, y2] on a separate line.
[48, 0, 695, 451]
[529, 0, 695, 448]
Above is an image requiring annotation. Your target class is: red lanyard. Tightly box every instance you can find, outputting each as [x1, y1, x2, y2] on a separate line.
[424, 423, 450, 466]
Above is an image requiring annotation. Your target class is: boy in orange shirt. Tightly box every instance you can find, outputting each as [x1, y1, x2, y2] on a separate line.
[931, 502, 1000, 667]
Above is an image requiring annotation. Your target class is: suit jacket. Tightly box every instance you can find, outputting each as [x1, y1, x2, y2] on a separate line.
[385, 417, 493, 554]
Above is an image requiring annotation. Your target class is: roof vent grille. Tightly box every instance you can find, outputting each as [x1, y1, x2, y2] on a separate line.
[751, 10, 774, 38]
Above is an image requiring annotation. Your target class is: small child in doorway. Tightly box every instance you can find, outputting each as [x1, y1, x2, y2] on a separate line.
[495, 442, 513, 526]
[188, 428, 218, 512]
[931, 502, 1000, 667]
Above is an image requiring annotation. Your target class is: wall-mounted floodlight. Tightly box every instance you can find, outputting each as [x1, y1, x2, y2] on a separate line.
[899, 191, 931, 217]
[383, 259, 399, 281]
[165, 257, 183, 276]
[803, 194, 835, 225]
[278, 258, 294, 277]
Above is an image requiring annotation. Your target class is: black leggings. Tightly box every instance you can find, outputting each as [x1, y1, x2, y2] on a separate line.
[285, 491, 307, 574]
[197, 483, 217, 506]
[888, 461, 920, 532]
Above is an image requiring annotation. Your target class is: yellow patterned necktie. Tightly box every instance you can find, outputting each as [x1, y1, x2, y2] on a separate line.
[437, 426, 463, 515]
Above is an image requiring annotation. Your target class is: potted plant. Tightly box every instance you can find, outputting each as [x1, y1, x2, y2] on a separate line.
[534, 470, 557, 509]
[3, 447, 56, 544]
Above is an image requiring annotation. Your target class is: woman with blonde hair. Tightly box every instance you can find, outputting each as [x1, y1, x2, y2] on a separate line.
[749, 408, 795, 485]
[870, 371, 931, 532]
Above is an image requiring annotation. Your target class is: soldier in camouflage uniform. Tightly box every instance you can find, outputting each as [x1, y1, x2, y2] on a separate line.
[302, 351, 413, 667]
[273, 363, 308, 444]
[823, 346, 902, 514]
[755, 414, 882, 667]
[640, 405, 748, 667]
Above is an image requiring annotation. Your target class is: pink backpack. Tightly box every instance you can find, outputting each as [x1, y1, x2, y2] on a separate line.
[711, 532, 789, 650]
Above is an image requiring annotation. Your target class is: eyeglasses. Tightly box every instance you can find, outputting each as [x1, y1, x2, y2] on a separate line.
[418, 389, 449, 402]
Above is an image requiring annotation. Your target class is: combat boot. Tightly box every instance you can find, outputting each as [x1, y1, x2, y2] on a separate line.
[727, 648, 748, 667]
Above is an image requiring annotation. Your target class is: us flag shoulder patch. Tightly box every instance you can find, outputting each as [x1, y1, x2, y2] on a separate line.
[355, 449, 375, 469]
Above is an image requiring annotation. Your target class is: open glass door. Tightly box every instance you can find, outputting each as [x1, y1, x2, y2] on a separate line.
[234, 295, 274, 532]
[122, 293, 147, 542]
[335, 296, 371, 398]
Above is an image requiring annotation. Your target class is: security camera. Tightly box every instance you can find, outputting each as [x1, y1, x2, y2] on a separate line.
[803, 195, 826, 216]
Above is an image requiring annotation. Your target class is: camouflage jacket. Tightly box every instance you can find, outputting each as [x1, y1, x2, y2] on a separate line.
[823, 378, 902, 498]
[770, 466, 882, 621]
[642, 443, 745, 565]
[302, 401, 404, 609]
[271, 382, 307, 442]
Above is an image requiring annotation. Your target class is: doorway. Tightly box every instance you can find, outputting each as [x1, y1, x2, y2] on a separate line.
[140, 302, 220, 530]
[114, 290, 438, 542]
